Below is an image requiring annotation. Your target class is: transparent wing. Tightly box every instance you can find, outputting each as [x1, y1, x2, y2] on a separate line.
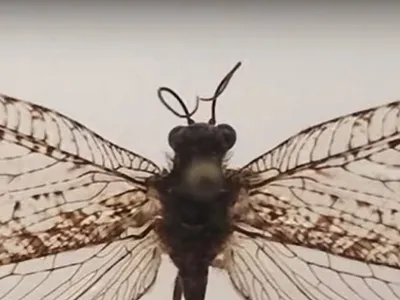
[0, 94, 162, 299]
[222, 232, 400, 300]
[0, 230, 162, 300]
[229, 100, 400, 299]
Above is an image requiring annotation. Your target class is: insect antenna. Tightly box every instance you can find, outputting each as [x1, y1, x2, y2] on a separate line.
[158, 86, 199, 125]
[198, 61, 242, 125]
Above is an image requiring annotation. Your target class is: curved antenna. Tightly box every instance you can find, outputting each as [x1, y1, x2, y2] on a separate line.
[158, 87, 199, 125]
[198, 61, 242, 125]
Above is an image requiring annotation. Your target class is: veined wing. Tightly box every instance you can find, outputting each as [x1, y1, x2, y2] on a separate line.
[222, 231, 400, 300]
[0, 230, 162, 300]
[229, 100, 400, 299]
[0, 94, 162, 299]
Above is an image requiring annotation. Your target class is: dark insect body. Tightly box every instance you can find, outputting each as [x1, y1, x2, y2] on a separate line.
[0, 62, 399, 300]
[152, 64, 243, 300]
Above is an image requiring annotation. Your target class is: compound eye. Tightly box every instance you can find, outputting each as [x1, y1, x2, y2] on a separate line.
[217, 124, 236, 150]
[168, 126, 185, 150]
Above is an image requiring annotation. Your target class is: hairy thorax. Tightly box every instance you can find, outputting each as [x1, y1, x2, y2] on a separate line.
[153, 159, 238, 272]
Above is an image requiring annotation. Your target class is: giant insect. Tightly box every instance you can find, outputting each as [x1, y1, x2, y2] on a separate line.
[0, 62, 399, 300]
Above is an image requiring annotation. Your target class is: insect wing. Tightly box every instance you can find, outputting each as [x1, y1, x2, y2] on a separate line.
[224, 231, 400, 300]
[0, 94, 162, 300]
[229, 100, 400, 299]
[0, 230, 162, 300]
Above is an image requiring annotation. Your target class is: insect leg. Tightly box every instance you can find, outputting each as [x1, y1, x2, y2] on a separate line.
[172, 273, 183, 300]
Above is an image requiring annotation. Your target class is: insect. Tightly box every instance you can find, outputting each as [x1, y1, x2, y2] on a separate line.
[0, 62, 399, 300]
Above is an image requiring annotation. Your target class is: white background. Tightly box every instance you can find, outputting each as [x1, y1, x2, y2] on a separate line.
[0, 2, 400, 299]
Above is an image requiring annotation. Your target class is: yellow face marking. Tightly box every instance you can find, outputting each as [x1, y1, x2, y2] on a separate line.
[185, 160, 223, 189]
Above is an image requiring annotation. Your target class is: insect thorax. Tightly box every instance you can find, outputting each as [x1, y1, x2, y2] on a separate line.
[153, 165, 237, 271]
[152, 124, 239, 269]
